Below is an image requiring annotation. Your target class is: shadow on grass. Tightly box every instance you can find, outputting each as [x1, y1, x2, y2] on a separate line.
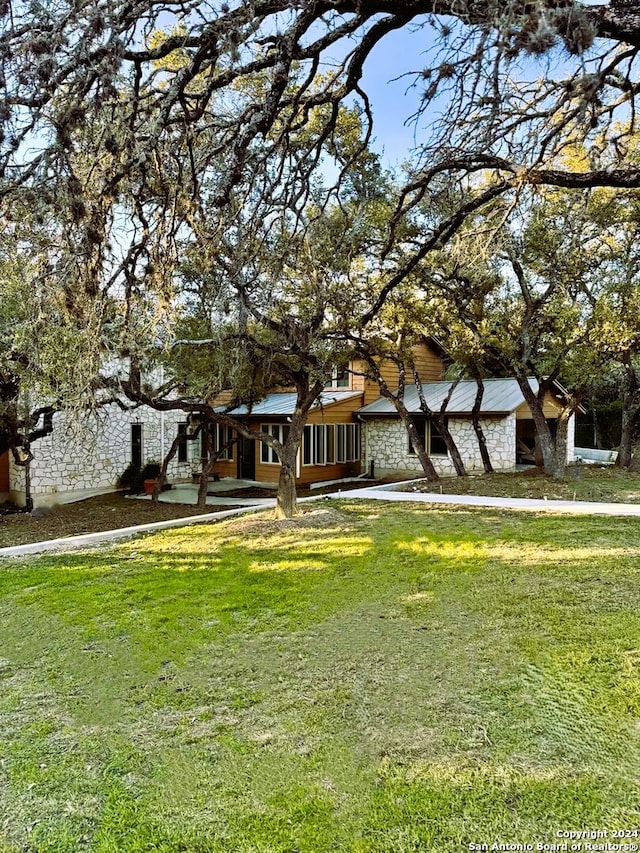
[2, 502, 640, 851]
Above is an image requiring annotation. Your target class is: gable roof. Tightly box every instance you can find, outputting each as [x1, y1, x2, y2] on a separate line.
[357, 377, 568, 417]
[222, 390, 362, 417]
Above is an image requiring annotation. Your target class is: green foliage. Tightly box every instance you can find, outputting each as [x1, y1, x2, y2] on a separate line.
[141, 461, 162, 480]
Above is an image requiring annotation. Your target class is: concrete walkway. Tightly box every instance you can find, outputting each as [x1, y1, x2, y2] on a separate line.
[333, 481, 640, 516]
[139, 483, 277, 507]
[2, 479, 640, 558]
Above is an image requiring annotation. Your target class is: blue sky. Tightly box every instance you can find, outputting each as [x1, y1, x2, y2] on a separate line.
[358, 22, 431, 166]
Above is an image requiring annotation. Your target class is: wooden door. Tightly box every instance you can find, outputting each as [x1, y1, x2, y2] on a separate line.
[0, 451, 9, 492]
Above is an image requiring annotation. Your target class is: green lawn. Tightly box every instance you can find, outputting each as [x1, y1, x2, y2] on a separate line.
[1, 501, 639, 852]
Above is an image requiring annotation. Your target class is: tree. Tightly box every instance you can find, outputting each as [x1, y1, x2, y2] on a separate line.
[109, 165, 378, 517]
[576, 178, 640, 466]
[5, 0, 640, 505]
[4, 1, 640, 211]
[410, 186, 604, 477]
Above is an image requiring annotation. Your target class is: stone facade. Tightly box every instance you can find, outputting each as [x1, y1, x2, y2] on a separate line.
[8, 404, 198, 507]
[363, 413, 576, 479]
[364, 414, 517, 478]
[7, 398, 578, 506]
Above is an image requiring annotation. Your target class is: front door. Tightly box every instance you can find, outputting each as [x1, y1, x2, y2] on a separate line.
[237, 437, 256, 480]
[0, 451, 9, 492]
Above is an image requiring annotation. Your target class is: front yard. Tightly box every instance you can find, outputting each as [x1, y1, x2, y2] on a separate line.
[1, 500, 639, 851]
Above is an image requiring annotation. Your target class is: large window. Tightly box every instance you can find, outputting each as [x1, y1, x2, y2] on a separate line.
[408, 419, 449, 457]
[200, 423, 234, 461]
[336, 423, 360, 463]
[191, 424, 235, 462]
[260, 424, 290, 464]
[303, 423, 359, 466]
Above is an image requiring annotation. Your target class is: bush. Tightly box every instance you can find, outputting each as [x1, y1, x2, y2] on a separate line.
[118, 461, 164, 494]
[140, 461, 162, 480]
[117, 462, 143, 494]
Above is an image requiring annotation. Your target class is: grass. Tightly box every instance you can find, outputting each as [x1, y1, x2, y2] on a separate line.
[1, 501, 639, 851]
[411, 465, 640, 503]
[2, 468, 640, 552]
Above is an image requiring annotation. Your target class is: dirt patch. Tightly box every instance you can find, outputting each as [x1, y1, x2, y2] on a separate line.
[0, 493, 242, 549]
[207, 480, 381, 499]
[224, 506, 359, 536]
[207, 486, 277, 499]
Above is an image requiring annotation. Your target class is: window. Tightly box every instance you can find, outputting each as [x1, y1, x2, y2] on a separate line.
[325, 366, 351, 390]
[131, 424, 143, 468]
[303, 424, 339, 465]
[408, 419, 449, 457]
[429, 420, 448, 456]
[260, 424, 289, 464]
[213, 424, 234, 460]
[200, 423, 234, 461]
[303, 423, 359, 466]
[336, 423, 360, 463]
[177, 423, 188, 463]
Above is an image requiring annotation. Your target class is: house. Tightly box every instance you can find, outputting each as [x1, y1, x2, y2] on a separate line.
[0, 340, 577, 507]
[1, 404, 196, 508]
[356, 377, 576, 479]
[204, 340, 449, 486]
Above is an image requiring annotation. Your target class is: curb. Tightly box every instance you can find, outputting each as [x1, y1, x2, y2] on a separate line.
[0, 503, 271, 558]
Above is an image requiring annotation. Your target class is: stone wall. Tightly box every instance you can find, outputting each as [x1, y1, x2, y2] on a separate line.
[363, 415, 518, 478]
[8, 405, 197, 507]
[363, 414, 578, 480]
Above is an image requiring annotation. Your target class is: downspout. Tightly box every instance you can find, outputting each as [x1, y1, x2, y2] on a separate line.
[355, 413, 370, 477]
[159, 365, 165, 464]
[24, 452, 33, 513]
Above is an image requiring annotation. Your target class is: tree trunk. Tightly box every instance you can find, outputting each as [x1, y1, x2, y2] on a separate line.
[153, 430, 184, 503]
[396, 399, 439, 482]
[592, 408, 601, 450]
[274, 380, 324, 519]
[619, 354, 640, 468]
[515, 376, 557, 475]
[437, 411, 466, 477]
[629, 442, 640, 472]
[470, 375, 493, 473]
[413, 370, 465, 476]
[552, 408, 570, 479]
[621, 408, 634, 469]
[276, 448, 298, 519]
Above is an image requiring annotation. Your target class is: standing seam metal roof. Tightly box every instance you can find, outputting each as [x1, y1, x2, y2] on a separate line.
[221, 390, 363, 417]
[356, 378, 542, 416]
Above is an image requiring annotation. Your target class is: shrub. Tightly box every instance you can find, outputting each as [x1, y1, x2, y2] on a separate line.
[140, 460, 162, 481]
[117, 462, 143, 494]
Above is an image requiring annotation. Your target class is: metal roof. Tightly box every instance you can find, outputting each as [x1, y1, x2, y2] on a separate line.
[223, 390, 362, 417]
[357, 378, 544, 417]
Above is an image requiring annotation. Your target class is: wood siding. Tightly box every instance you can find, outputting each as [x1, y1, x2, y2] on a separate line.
[412, 343, 446, 383]
[306, 396, 363, 424]
[232, 397, 364, 485]
[515, 394, 561, 420]
[212, 457, 237, 479]
[354, 342, 447, 405]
